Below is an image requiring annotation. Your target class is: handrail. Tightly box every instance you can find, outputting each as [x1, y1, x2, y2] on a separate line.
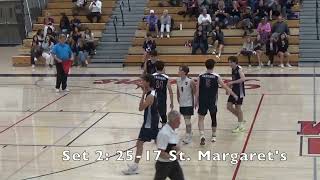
[317, 0, 319, 40]
[113, 16, 119, 42]
[127, 0, 131, 12]
[120, 1, 125, 26]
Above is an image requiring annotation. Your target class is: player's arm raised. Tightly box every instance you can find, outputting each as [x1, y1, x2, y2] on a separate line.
[194, 77, 200, 109]
[139, 92, 154, 111]
[218, 77, 238, 100]
[228, 68, 246, 86]
[167, 80, 174, 109]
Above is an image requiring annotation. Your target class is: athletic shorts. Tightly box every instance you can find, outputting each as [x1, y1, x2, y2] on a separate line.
[138, 128, 159, 142]
[228, 95, 244, 105]
[180, 106, 194, 116]
[197, 102, 217, 116]
[157, 102, 167, 117]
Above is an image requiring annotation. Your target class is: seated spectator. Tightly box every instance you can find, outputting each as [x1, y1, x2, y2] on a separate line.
[36, 29, 44, 44]
[265, 35, 278, 67]
[253, 0, 268, 27]
[46, 27, 57, 44]
[160, 9, 171, 38]
[142, 33, 157, 67]
[277, 33, 291, 68]
[211, 25, 224, 58]
[271, 15, 290, 39]
[227, 0, 241, 28]
[72, 0, 87, 15]
[145, 10, 159, 37]
[43, 12, 54, 26]
[214, 0, 229, 28]
[239, 7, 254, 34]
[76, 40, 89, 67]
[87, 0, 102, 23]
[198, 0, 214, 14]
[83, 28, 96, 55]
[192, 25, 208, 54]
[198, 8, 212, 32]
[60, 13, 71, 35]
[70, 27, 83, 44]
[254, 34, 265, 67]
[264, 0, 278, 20]
[30, 35, 42, 69]
[41, 36, 54, 67]
[257, 16, 271, 45]
[238, 35, 254, 67]
[144, 50, 159, 74]
[236, 0, 248, 12]
[70, 14, 82, 31]
[183, 0, 199, 18]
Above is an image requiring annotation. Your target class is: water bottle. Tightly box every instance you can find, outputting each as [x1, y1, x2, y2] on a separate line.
[180, 22, 183, 30]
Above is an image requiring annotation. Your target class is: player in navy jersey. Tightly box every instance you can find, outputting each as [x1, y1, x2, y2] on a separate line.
[195, 59, 238, 145]
[226, 56, 246, 133]
[153, 61, 174, 126]
[143, 50, 158, 75]
[122, 74, 159, 175]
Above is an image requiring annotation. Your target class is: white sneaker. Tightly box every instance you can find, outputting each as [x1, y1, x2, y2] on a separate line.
[122, 164, 139, 175]
[63, 89, 70, 92]
[270, 64, 274, 68]
[212, 50, 216, 55]
[267, 61, 271, 66]
[200, 136, 206, 146]
[248, 64, 252, 68]
[216, 54, 221, 59]
[34, 57, 38, 62]
[232, 126, 245, 133]
[55, 88, 60, 93]
[286, 63, 292, 67]
[166, 34, 170, 38]
[160, 34, 163, 38]
[279, 64, 284, 68]
[211, 136, 216, 142]
[182, 133, 192, 144]
[32, 64, 35, 68]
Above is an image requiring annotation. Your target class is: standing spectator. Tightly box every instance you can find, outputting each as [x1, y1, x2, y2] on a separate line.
[253, 0, 268, 27]
[83, 28, 96, 55]
[266, 35, 278, 67]
[254, 34, 264, 67]
[239, 7, 254, 34]
[52, 34, 73, 92]
[70, 14, 82, 31]
[228, 0, 241, 28]
[198, 8, 212, 32]
[214, 0, 229, 28]
[211, 25, 224, 58]
[277, 33, 291, 68]
[87, 0, 102, 23]
[192, 25, 208, 54]
[271, 15, 290, 39]
[257, 17, 271, 45]
[183, 0, 199, 18]
[160, 9, 171, 38]
[238, 35, 254, 67]
[145, 10, 159, 37]
[41, 36, 54, 67]
[60, 13, 71, 35]
[142, 33, 157, 67]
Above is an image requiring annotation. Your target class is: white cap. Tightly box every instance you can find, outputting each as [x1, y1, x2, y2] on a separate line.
[150, 9, 155, 14]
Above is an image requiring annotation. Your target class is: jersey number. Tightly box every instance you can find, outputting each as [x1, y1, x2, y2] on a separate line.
[205, 79, 211, 88]
[156, 80, 164, 89]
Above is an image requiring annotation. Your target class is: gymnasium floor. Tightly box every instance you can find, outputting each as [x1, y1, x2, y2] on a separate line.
[0, 48, 320, 180]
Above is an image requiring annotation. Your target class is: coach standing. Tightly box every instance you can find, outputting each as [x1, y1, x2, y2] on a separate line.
[52, 34, 73, 93]
[154, 110, 185, 180]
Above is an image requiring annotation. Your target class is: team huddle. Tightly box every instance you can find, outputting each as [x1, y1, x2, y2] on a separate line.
[123, 56, 246, 180]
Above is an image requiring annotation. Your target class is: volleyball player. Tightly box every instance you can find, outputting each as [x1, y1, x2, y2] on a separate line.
[226, 56, 246, 133]
[195, 59, 238, 145]
[122, 74, 159, 175]
[143, 50, 158, 75]
[177, 65, 196, 144]
[153, 61, 174, 126]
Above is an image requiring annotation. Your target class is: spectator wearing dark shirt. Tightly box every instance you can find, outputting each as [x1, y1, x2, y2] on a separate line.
[214, 0, 229, 28]
[192, 25, 208, 54]
[228, 1, 241, 28]
[265, 35, 278, 67]
[271, 15, 290, 39]
[145, 10, 159, 38]
[144, 50, 159, 74]
[183, 0, 199, 18]
[70, 14, 82, 31]
[277, 33, 291, 68]
[239, 7, 254, 34]
[253, 0, 268, 27]
[60, 13, 71, 34]
[211, 25, 224, 58]
[142, 33, 157, 67]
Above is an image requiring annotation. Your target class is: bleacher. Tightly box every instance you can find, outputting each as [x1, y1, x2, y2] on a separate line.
[12, 0, 115, 66]
[125, 2, 301, 66]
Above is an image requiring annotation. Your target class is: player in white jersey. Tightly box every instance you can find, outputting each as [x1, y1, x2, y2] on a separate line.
[176, 65, 196, 144]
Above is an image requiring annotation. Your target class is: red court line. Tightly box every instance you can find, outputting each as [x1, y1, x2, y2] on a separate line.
[232, 94, 265, 180]
[0, 93, 68, 135]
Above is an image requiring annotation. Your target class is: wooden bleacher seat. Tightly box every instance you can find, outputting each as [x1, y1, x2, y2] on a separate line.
[43, 8, 113, 16]
[38, 16, 110, 24]
[46, 2, 115, 9]
[33, 23, 106, 31]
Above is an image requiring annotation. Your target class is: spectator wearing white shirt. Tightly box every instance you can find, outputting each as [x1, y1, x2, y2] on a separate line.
[87, 0, 102, 23]
[197, 8, 212, 32]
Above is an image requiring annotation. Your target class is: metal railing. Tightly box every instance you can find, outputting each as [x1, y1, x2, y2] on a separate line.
[113, 16, 119, 42]
[316, 0, 319, 40]
[24, 0, 48, 35]
[120, 1, 125, 26]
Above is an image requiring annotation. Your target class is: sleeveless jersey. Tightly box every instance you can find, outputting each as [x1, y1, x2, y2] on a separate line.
[153, 72, 169, 106]
[177, 77, 194, 107]
[143, 90, 159, 129]
[198, 72, 220, 105]
[231, 66, 245, 98]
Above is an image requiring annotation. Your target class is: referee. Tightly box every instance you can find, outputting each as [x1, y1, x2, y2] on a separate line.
[52, 34, 73, 93]
[154, 110, 185, 180]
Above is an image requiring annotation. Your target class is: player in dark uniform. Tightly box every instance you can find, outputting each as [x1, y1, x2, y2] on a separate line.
[153, 61, 174, 126]
[195, 59, 238, 145]
[122, 74, 159, 175]
[226, 56, 246, 133]
[143, 50, 158, 75]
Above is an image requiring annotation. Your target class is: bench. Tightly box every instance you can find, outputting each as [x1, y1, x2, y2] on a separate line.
[38, 16, 110, 24]
[46, 2, 115, 9]
[43, 8, 113, 16]
[33, 23, 106, 31]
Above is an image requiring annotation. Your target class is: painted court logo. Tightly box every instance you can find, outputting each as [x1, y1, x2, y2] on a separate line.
[298, 121, 320, 156]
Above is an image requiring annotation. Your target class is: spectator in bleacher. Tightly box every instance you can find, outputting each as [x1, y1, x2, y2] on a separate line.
[192, 25, 208, 54]
[60, 13, 71, 35]
[198, 0, 214, 14]
[30, 35, 42, 69]
[198, 8, 212, 32]
[143, 50, 159, 74]
[160, 9, 172, 38]
[145, 10, 159, 38]
[36, 29, 45, 44]
[142, 33, 157, 67]
[238, 35, 254, 67]
[73, 0, 87, 15]
[71, 27, 83, 44]
[183, 0, 199, 18]
[264, 0, 278, 20]
[257, 16, 271, 45]
[227, 0, 241, 28]
[76, 40, 89, 67]
[41, 36, 54, 68]
[265, 34, 278, 67]
[271, 15, 290, 38]
[70, 14, 82, 31]
[43, 12, 54, 26]
[277, 32, 291, 68]
[254, 34, 264, 67]
[237, 0, 248, 11]
[253, 0, 268, 27]
[83, 28, 96, 55]
[46, 27, 57, 44]
[211, 25, 224, 58]
[87, 0, 102, 23]
[214, 0, 229, 28]
[239, 6, 254, 34]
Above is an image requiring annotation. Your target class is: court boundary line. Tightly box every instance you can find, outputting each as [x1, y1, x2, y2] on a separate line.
[232, 94, 265, 180]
